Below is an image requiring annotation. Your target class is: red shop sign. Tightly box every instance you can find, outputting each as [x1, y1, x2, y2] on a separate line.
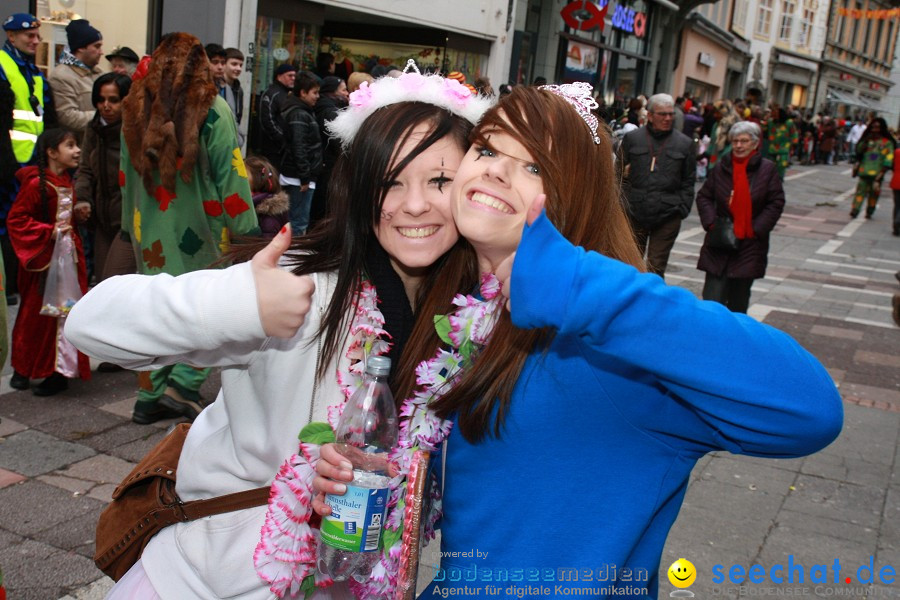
[561, 0, 610, 31]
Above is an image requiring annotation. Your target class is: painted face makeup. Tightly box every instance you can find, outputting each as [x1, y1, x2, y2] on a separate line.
[373, 123, 464, 286]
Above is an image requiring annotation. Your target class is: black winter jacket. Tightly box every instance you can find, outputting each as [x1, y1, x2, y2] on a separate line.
[696, 152, 785, 280]
[621, 126, 697, 230]
[279, 97, 322, 184]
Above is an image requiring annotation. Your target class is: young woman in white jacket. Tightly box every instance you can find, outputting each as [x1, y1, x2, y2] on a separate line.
[66, 69, 490, 599]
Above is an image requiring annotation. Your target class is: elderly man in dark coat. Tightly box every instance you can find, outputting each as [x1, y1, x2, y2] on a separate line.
[621, 93, 697, 277]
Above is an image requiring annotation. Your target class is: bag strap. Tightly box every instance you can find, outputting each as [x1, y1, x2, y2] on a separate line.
[178, 485, 270, 521]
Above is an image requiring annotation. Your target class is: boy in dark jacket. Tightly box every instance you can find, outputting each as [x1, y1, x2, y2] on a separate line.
[278, 73, 321, 234]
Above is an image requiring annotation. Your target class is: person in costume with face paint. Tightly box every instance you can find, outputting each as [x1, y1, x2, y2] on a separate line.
[66, 63, 490, 599]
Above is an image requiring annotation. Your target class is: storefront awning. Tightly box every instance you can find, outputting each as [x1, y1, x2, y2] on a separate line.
[826, 88, 872, 109]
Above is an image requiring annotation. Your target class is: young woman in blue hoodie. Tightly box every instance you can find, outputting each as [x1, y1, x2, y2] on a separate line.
[315, 84, 843, 599]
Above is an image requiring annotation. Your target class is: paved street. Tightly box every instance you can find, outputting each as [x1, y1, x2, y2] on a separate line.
[0, 161, 898, 599]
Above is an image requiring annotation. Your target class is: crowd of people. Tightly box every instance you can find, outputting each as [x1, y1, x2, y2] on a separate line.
[0, 10, 891, 599]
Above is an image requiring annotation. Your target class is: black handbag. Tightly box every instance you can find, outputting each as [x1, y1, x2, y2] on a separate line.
[707, 215, 739, 251]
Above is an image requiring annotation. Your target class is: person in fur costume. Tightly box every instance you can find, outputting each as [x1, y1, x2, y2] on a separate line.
[118, 32, 260, 424]
[245, 156, 288, 238]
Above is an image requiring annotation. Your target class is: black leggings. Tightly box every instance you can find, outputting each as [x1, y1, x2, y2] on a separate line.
[702, 273, 754, 313]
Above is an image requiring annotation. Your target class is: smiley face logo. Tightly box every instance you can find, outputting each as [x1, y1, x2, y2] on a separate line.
[668, 558, 696, 588]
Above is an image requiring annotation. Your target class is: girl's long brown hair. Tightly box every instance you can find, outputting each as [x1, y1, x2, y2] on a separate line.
[431, 86, 645, 442]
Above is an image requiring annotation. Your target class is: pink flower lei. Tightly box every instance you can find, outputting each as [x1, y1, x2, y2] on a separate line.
[254, 274, 503, 598]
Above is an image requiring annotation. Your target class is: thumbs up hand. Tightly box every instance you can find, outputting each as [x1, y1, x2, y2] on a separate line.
[252, 224, 316, 338]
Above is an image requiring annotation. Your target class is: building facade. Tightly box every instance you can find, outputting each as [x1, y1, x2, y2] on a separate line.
[730, 0, 830, 109]
[673, 2, 752, 103]
[812, 0, 898, 119]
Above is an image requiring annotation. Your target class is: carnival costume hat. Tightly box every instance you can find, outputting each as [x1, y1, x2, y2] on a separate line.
[122, 32, 217, 195]
[326, 59, 493, 150]
[3, 13, 39, 31]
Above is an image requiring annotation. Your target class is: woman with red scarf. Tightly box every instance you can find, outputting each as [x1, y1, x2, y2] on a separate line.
[696, 121, 785, 313]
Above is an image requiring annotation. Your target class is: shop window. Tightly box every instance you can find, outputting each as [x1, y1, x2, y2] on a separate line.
[253, 16, 320, 97]
[756, 0, 773, 37]
[779, 0, 795, 42]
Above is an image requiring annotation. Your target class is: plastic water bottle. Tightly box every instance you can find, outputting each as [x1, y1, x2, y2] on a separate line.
[317, 356, 398, 582]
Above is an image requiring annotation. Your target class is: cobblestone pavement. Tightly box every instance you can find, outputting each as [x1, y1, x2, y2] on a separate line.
[0, 162, 897, 599]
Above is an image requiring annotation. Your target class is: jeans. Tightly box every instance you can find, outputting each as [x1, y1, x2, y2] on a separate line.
[285, 185, 314, 234]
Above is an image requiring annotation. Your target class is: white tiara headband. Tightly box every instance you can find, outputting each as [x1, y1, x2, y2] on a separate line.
[539, 82, 601, 144]
[327, 59, 493, 150]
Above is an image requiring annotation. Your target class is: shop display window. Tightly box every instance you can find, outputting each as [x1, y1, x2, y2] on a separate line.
[253, 16, 320, 96]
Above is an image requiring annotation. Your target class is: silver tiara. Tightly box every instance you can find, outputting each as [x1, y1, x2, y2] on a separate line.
[539, 82, 601, 144]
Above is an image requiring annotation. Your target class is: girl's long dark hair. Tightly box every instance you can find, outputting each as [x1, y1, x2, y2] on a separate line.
[230, 101, 476, 393]
[35, 128, 77, 223]
[857, 117, 896, 156]
[91, 72, 132, 108]
[431, 86, 646, 442]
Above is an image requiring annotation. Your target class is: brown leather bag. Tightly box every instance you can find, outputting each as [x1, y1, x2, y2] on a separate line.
[94, 423, 270, 581]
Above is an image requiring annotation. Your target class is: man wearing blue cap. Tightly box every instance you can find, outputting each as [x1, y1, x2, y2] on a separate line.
[49, 18, 102, 134]
[1, 13, 57, 307]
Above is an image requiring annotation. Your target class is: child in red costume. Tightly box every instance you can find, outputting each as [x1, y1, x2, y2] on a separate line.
[7, 128, 92, 395]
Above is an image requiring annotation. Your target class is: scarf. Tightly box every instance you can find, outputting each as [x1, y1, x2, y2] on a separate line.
[730, 151, 755, 239]
[364, 242, 415, 384]
[57, 49, 91, 71]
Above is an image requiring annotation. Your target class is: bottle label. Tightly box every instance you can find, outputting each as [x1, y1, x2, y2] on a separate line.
[321, 484, 389, 552]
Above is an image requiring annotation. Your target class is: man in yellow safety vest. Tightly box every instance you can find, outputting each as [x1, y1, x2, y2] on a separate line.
[0, 13, 56, 306]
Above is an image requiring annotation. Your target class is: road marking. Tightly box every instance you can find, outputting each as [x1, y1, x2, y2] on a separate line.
[749, 303, 894, 329]
[676, 226, 705, 241]
[845, 316, 895, 329]
[840, 168, 853, 176]
[784, 169, 819, 181]
[833, 186, 856, 204]
[867, 256, 900, 266]
[816, 239, 849, 257]
[747, 304, 797, 321]
[838, 217, 866, 238]
[805, 258, 899, 275]
[822, 284, 893, 297]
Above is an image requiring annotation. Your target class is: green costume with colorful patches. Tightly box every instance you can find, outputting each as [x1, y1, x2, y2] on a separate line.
[120, 95, 260, 407]
[764, 119, 798, 181]
[851, 138, 894, 217]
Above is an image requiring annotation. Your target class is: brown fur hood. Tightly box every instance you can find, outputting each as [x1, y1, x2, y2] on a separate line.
[122, 32, 217, 195]
[253, 191, 289, 216]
